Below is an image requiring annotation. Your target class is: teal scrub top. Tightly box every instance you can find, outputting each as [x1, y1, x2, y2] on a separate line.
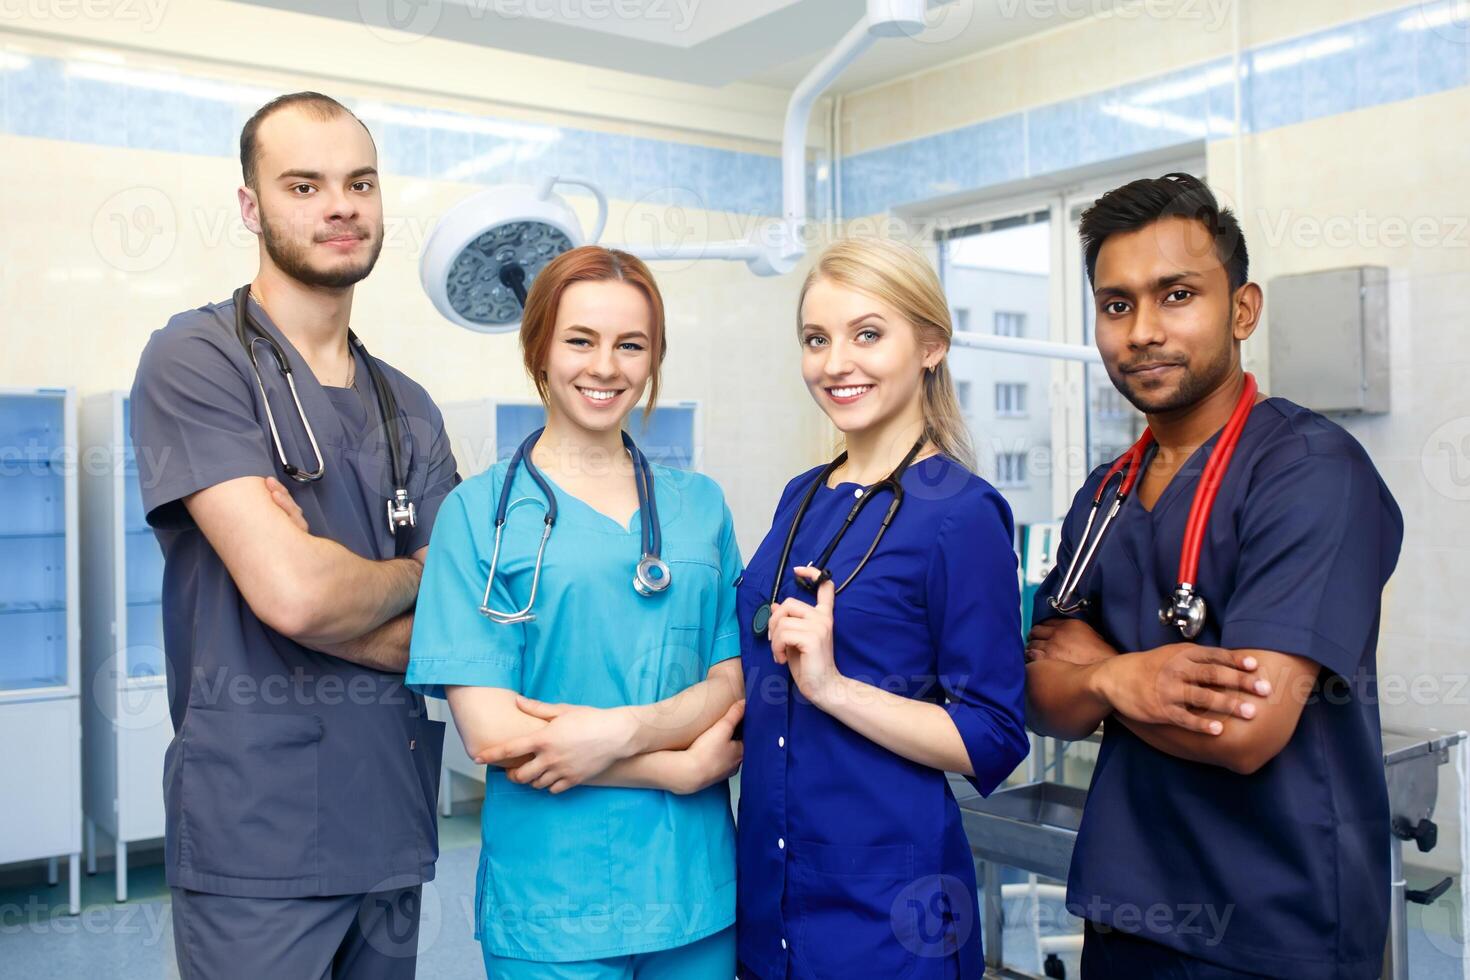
[406, 457, 742, 963]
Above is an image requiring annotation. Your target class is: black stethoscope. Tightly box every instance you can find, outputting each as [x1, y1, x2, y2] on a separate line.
[479, 427, 670, 625]
[751, 437, 926, 637]
[232, 284, 417, 536]
[1049, 373, 1258, 639]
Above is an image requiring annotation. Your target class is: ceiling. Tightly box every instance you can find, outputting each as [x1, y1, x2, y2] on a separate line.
[227, 0, 1115, 92]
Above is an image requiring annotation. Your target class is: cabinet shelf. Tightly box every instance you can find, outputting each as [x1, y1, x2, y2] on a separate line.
[0, 600, 66, 615]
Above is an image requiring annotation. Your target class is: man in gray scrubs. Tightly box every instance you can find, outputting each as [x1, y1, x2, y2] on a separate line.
[130, 92, 459, 979]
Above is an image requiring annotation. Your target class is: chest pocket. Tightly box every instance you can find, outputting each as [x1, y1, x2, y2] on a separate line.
[655, 539, 722, 696]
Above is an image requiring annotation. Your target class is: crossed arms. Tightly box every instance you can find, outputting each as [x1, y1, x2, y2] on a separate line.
[1024, 617, 1321, 775]
[184, 474, 420, 671]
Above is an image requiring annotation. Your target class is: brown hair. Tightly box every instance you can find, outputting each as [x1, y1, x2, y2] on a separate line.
[520, 246, 668, 420]
[239, 92, 373, 190]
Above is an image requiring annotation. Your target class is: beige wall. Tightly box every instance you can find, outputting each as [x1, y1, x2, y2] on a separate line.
[0, 7, 837, 558]
[840, 0, 1423, 156]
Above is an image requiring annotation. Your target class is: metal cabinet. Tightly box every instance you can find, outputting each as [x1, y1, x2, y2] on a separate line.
[79, 392, 172, 902]
[0, 388, 82, 914]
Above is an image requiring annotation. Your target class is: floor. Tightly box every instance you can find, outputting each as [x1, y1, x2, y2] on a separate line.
[0, 807, 1465, 979]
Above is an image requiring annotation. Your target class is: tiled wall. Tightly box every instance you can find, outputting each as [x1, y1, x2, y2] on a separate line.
[840, 0, 1470, 217]
[0, 51, 826, 220]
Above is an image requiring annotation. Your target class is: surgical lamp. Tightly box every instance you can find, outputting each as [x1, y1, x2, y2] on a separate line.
[420, 0, 934, 334]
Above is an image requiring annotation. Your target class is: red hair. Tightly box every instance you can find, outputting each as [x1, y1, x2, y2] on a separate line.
[520, 246, 667, 420]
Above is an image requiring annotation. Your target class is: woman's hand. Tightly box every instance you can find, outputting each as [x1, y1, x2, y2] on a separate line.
[478, 699, 641, 794]
[769, 567, 841, 707]
[674, 699, 746, 795]
[265, 476, 308, 532]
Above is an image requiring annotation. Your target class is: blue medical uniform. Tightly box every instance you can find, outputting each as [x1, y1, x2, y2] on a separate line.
[1033, 397, 1403, 980]
[130, 294, 460, 977]
[406, 458, 742, 971]
[735, 454, 1030, 980]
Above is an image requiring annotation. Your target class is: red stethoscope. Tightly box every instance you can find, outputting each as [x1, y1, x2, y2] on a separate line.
[1049, 373, 1258, 640]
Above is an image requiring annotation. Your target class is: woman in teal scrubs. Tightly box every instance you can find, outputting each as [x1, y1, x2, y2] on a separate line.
[407, 246, 746, 977]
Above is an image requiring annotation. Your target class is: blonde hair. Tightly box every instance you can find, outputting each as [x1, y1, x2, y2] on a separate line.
[797, 237, 975, 470]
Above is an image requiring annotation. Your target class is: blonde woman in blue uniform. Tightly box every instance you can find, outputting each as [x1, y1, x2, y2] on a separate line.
[734, 237, 1029, 980]
[407, 246, 745, 978]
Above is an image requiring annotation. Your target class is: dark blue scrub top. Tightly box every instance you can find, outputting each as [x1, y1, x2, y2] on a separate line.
[129, 294, 460, 899]
[1033, 397, 1403, 979]
[736, 454, 1029, 980]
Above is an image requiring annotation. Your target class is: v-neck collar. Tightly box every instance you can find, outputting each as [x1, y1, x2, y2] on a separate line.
[244, 294, 352, 450]
[1131, 398, 1273, 519]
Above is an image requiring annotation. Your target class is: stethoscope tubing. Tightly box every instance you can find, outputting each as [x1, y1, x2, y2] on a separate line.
[480, 426, 668, 623]
[231, 284, 414, 531]
[1048, 373, 1258, 632]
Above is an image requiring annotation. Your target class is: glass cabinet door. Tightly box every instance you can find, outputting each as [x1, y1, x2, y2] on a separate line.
[493, 402, 699, 470]
[122, 397, 165, 680]
[0, 393, 69, 692]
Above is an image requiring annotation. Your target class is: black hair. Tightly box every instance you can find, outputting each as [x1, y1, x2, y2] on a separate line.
[239, 92, 373, 190]
[1079, 172, 1249, 292]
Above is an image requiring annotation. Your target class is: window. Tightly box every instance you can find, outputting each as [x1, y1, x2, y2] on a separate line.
[994, 451, 1028, 488]
[954, 307, 971, 331]
[994, 311, 1026, 337]
[937, 210, 1052, 525]
[995, 383, 1027, 418]
[1094, 386, 1128, 420]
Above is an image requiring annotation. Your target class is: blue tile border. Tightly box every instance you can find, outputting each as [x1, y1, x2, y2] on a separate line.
[0, 0, 1457, 221]
[841, 0, 1470, 216]
[0, 52, 803, 218]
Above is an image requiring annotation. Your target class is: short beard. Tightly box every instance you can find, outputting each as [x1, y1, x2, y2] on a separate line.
[260, 212, 384, 289]
[1109, 329, 1234, 415]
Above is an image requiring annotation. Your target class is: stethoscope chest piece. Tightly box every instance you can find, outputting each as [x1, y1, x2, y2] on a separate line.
[1160, 584, 1207, 640]
[387, 488, 417, 534]
[633, 555, 671, 597]
[751, 602, 772, 637]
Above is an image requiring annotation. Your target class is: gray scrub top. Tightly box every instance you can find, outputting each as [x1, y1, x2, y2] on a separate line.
[129, 292, 460, 899]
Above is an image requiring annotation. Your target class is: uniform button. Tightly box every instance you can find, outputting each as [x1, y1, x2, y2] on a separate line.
[778, 736, 785, 748]
[853, 487, 863, 498]
[781, 938, 788, 950]
[778, 837, 785, 849]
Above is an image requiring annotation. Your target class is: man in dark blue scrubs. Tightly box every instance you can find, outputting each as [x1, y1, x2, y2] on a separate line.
[1026, 173, 1402, 979]
[130, 92, 458, 979]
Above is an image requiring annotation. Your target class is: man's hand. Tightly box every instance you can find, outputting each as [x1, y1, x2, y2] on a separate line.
[1093, 644, 1271, 735]
[1027, 618, 1119, 666]
[479, 700, 642, 794]
[672, 699, 745, 795]
[265, 476, 308, 532]
[769, 567, 841, 705]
